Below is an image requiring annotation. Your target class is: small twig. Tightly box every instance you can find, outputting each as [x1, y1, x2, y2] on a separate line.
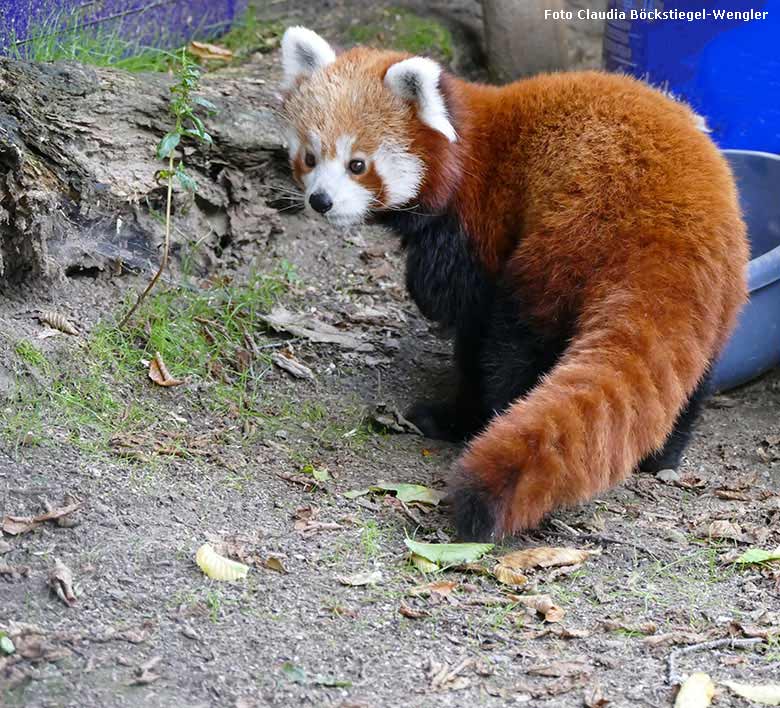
[118, 152, 174, 329]
[667, 637, 765, 685]
[547, 518, 659, 558]
[397, 498, 425, 528]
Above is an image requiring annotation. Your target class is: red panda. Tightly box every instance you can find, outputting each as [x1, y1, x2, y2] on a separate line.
[279, 27, 749, 540]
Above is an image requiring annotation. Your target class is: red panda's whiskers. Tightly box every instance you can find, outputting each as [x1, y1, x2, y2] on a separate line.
[370, 197, 434, 218]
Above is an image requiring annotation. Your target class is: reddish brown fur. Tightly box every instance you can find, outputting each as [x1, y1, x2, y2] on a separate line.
[441, 71, 747, 535]
[286, 47, 749, 537]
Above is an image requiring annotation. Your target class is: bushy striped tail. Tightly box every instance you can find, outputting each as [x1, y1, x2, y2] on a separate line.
[451, 287, 728, 540]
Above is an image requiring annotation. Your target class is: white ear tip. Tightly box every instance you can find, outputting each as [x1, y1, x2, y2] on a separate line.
[281, 26, 336, 89]
[384, 57, 457, 142]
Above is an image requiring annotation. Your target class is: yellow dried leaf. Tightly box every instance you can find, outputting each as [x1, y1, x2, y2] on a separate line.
[497, 546, 596, 570]
[514, 594, 565, 623]
[196, 543, 249, 581]
[408, 580, 458, 597]
[410, 553, 439, 574]
[264, 557, 288, 574]
[148, 351, 184, 387]
[188, 41, 233, 61]
[675, 672, 715, 708]
[722, 680, 780, 705]
[492, 563, 528, 587]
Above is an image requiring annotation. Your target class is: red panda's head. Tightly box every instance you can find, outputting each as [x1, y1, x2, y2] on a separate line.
[279, 27, 460, 228]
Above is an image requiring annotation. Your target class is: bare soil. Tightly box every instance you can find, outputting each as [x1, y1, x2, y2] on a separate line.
[2, 3, 779, 707]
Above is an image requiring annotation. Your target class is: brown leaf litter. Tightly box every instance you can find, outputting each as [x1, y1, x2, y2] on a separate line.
[148, 351, 184, 387]
[2, 499, 81, 536]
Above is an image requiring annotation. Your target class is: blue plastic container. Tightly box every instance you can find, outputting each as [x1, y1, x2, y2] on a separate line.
[604, 0, 780, 153]
[712, 150, 780, 391]
[604, 1, 780, 390]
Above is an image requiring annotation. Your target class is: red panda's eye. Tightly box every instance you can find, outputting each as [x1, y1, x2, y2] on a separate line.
[304, 152, 316, 168]
[349, 159, 366, 175]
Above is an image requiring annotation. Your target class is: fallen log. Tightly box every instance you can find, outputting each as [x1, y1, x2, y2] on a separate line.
[0, 53, 288, 286]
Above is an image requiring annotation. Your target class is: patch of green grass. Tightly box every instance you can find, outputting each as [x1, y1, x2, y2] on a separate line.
[9, 13, 177, 72]
[13, 339, 51, 374]
[216, 9, 284, 60]
[361, 520, 381, 558]
[1, 263, 293, 454]
[206, 589, 222, 623]
[348, 8, 453, 61]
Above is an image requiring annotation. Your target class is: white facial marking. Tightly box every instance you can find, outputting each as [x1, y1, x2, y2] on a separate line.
[280, 26, 336, 90]
[300, 133, 371, 227]
[285, 128, 300, 159]
[384, 57, 457, 142]
[373, 142, 424, 207]
[308, 131, 323, 161]
[335, 134, 356, 162]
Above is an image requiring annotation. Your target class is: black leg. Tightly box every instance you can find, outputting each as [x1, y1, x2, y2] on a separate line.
[639, 370, 713, 472]
[479, 289, 564, 418]
[405, 324, 486, 442]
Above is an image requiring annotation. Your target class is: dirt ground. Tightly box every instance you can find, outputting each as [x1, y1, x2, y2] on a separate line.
[2, 2, 780, 707]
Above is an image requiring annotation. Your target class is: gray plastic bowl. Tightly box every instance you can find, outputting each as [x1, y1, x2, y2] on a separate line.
[712, 150, 780, 392]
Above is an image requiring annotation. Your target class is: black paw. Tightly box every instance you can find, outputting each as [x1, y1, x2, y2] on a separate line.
[405, 400, 462, 442]
[450, 481, 497, 541]
[638, 449, 683, 474]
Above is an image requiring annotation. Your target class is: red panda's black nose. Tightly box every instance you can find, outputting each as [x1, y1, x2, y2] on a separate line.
[309, 191, 333, 214]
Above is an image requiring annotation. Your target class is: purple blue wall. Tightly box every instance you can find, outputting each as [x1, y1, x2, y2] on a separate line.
[0, 0, 248, 55]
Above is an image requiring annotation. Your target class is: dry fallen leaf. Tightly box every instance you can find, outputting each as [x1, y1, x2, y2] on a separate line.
[148, 351, 184, 387]
[271, 350, 315, 380]
[602, 619, 657, 636]
[408, 580, 458, 598]
[496, 546, 597, 570]
[2, 501, 81, 536]
[584, 684, 610, 707]
[188, 41, 233, 61]
[399, 603, 429, 619]
[491, 563, 528, 587]
[337, 570, 382, 586]
[675, 672, 715, 708]
[195, 543, 249, 581]
[512, 594, 565, 623]
[49, 558, 77, 607]
[260, 307, 373, 351]
[707, 520, 744, 541]
[0, 563, 30, 578]
[528, 660, 592, 678]
[427, 657, 473, 691]
[369, 405, 423, 435]
[131, 655, 162, 685]
[264, 557, 288, 574]
[38, 310, 79, 335]
[721, 680, 780, 705]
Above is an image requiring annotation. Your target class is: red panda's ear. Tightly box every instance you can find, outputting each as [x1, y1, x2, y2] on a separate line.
[281, 27, 336, 91]
[384, 57, 457, 142]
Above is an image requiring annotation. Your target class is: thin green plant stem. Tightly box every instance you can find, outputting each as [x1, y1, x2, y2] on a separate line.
[118, 151, 175, 329]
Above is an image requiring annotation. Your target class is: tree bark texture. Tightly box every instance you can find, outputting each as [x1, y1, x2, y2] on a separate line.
[0, 54, 286, 287]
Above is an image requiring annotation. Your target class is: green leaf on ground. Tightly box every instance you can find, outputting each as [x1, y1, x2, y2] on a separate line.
[300, 463, 330, 482]
[372, 481, 445, 506]
[343, 488, 371, 499]
[404, 538, 493, 566]
[734, 548, 780, 565]
[281, 661, 352, 688]
[281, 661, 307, 684]
[0, 633, 14, 655]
